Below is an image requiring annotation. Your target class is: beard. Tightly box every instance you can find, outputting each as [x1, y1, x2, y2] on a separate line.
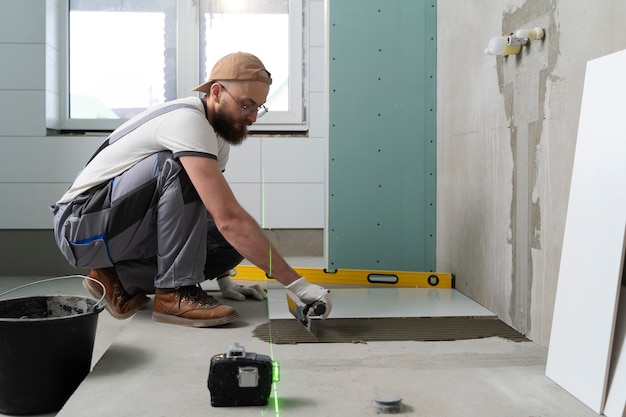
[212, 108, 248, 146]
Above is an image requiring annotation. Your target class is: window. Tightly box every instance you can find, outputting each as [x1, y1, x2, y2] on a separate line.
[62, 0, 304, 132]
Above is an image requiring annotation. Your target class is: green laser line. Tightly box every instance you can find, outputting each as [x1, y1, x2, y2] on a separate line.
[261, 165, 278, 414]
[264, 279, 280, 416]
[261, 168, 266, 228]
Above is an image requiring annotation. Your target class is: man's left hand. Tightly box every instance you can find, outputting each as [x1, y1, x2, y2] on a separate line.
[217, 275, 266, 301]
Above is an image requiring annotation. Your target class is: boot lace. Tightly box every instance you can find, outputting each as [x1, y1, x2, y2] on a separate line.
[177, 285, 219, 308]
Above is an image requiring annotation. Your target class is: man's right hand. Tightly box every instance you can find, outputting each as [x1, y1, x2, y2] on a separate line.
[285, 277, 332, 319]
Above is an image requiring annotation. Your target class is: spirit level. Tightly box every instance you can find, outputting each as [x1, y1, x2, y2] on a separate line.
[233, 266, 454, 288]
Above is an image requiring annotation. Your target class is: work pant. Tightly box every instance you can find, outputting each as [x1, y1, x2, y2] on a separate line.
[50, 151, 243, 295]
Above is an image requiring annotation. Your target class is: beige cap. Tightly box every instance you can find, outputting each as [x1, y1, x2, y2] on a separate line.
[192, 52, 272, 94]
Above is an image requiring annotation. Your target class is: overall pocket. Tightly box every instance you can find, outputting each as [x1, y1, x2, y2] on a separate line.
[58, 234, 114, 268]
[57, 182, 115, 269]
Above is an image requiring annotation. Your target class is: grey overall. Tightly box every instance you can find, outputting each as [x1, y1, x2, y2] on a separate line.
[50, 105, 243, 295]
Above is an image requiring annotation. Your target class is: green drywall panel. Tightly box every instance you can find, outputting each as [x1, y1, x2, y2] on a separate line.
[327, 0, 437, 271]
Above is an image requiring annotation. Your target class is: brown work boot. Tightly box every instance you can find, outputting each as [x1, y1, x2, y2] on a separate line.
[152, 285, 239, 327]
[83, 267, 150, 320]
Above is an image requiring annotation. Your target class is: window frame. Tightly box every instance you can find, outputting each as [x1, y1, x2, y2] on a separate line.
[59, 0, 306, 133]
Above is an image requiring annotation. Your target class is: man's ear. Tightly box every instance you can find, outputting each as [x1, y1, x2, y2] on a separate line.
[210, 82, 221, 101]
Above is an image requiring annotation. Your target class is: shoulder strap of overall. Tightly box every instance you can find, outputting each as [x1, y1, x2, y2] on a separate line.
[85, 102, 198, 165]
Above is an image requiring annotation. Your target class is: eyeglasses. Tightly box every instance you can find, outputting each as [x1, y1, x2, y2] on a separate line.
[218, 84, 268, 118]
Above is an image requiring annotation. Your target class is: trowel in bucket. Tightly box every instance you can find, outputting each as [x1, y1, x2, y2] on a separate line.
[285, 292, 326, 339]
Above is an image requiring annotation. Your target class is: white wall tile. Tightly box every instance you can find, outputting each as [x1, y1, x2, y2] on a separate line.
[308, 91, 327, 139]
[0, 44, 45, 90]
[46, 44, 60, 94]
[0, 136, 102, 182]
[309, 46, 326, 93]
[45, 0, 60, 50]
[0, 91, 47, 136]
[262, 183, 325, 228]
[230, 183, 262, 225]
[223, 138, 261, 183]
[0, 183, 69, 228]
[261, 137, 325, 183]
[309, 0, 326, 47]
[46, 91, 61, 130]
[0, 0, 46, 43]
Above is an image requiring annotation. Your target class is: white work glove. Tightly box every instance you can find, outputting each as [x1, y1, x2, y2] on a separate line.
[217, 274, 266, 301]
[285, 277, 332, 319]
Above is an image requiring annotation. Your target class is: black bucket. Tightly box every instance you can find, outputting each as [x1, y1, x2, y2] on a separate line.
[0, 278, 104, 415]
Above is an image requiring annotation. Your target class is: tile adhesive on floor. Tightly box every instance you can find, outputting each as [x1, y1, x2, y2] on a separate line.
[253, 317, 528, 344]
[256, 288, 527, 344]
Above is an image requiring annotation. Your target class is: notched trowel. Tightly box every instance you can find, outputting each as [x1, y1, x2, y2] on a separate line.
[285, 292, 326, 340]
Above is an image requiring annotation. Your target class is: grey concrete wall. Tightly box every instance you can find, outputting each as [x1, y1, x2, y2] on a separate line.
[437, 0, 626, 346]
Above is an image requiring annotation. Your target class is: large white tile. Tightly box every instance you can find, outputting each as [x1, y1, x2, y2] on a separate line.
[268, 288, 495, 319]
[546, 49, 626, 414]
[603, 287, 626, 417]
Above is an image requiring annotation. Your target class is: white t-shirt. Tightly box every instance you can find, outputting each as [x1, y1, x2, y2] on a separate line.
[58, 97, 229, 204]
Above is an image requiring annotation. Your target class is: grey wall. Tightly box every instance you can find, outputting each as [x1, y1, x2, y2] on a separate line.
[437, 0, 626, 346]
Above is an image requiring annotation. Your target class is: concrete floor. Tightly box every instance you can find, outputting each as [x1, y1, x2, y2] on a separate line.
[0, 259, 599, 417]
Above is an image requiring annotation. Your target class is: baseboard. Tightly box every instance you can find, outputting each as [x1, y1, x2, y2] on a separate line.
[0, 229, 323, 276]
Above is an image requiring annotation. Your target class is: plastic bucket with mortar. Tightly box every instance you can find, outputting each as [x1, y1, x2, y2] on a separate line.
[0, 276, 105, 415]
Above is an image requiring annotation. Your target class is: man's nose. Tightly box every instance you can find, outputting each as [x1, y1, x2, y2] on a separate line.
[245, 112, 258, 124]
